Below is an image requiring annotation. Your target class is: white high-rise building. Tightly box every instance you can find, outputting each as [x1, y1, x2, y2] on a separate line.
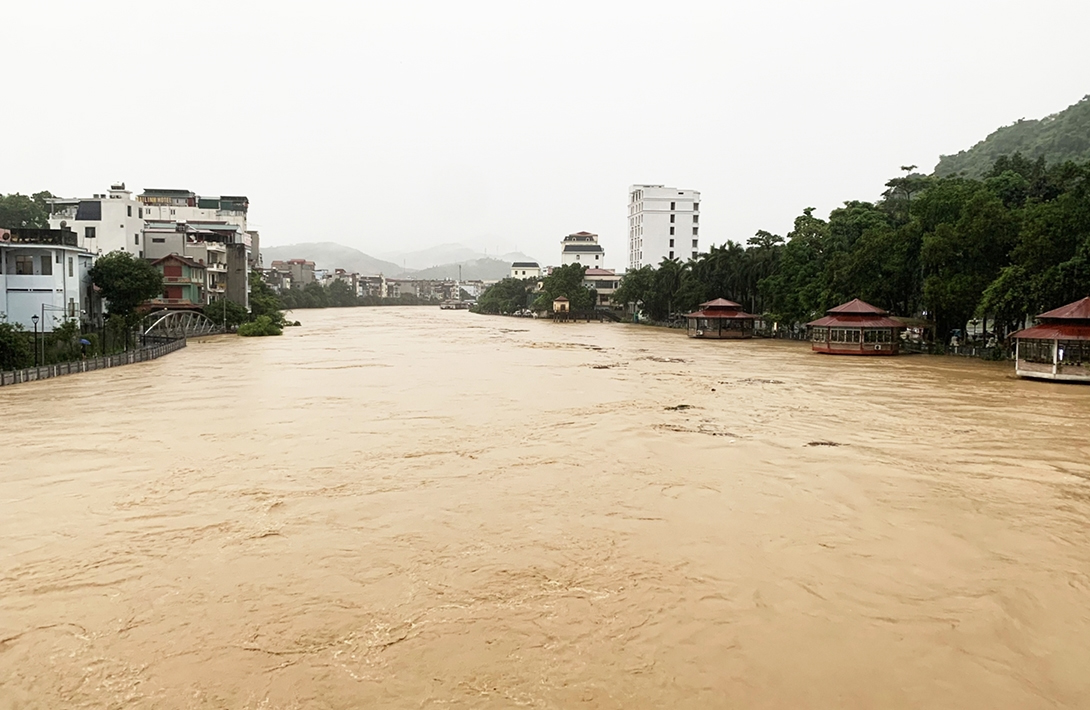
[627, 185, 701, 270]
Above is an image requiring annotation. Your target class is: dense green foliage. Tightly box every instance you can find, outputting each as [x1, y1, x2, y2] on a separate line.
[474, 277, 533, 314]
[532, 264, 596, 311]
[0, 319, 33, 370]
[89, 252, 164, 319]
[0, 191, 53, 229]
[935, 96, 1090, 177]
[238, 315, 283, 337]
[617, 156, 1090, 340]
[203, 299, 250, 329]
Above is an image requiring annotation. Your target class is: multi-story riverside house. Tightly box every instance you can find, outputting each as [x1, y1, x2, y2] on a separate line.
[148, 254, 207, 310]
[628, 185, 700, 270]
[47, 184, 147, 257]
[561, 231, 605, 267]
[0, 228, 96, 331]
[582, 268, 620, 307]
[143, 222, 229, 305]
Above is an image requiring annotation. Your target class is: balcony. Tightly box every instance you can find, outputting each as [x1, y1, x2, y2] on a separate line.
[162, 275, 203, 284]
[206, 262, 227, 272]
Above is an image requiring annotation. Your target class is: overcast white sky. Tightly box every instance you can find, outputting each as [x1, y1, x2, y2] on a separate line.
[4, 1, 1088, 267]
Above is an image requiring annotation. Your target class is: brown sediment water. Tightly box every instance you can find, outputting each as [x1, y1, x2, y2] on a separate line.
[2, 307, 1089, 709]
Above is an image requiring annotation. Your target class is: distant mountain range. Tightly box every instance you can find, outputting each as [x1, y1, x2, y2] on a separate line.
[935, 95, 1090, 177]
[261, 241, 539, 281]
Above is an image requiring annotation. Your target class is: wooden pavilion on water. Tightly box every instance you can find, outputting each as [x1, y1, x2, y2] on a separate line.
[684, 298, 757, 339]
[1011, 296, 1090, 382]
[806, 299, 904, 355]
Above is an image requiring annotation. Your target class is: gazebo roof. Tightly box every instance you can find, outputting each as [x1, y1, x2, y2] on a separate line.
[1013, 296, 1090, 340]
[553, 296, 569, 301]
[826, 298, 888, 315]
[1038, 296, 1090, 321]
[700, 298, 743, 309]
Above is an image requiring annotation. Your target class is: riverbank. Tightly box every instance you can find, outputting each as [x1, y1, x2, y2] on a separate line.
[0, 337, 185, 387]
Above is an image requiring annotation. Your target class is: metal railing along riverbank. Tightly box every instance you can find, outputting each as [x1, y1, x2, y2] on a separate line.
[0, 338, 186, 387]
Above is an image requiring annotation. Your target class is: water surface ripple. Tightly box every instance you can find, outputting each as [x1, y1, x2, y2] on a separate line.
[2, 307, 1089, 708]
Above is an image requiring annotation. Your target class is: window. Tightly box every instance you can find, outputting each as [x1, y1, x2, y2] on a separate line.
[669, 226, 675, 236]
[693, 227, 699, 235]
[693, 215, 699, 223]
[152, 237, 165, 243]
[55, 252, 62, 263]
[40, 255, 52, 276]
[669, 251, 674, 259]
[15, 255, 34, 274]
[135, 234, 140, 245]
[670, 214, 675, 223]
[811, 327, 828, 342]
[1020, 339, 1053, 364]
[692, 251, 698, 260]
[68, 257, 74, 277]
[670, 201, 675, 210]
[692, 239, 698, 248]
[68, 298, 76, 317]
[127, 205, 132, 217]
[669, 239, 674, 247]
[85, 226, 96, 239]
[138, 207, 143, 218]
[1058, 340, 1089, 366]
[694, 202, 699, 211]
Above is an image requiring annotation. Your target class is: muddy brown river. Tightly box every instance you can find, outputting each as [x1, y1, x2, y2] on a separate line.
[2, 307, 1089, 708]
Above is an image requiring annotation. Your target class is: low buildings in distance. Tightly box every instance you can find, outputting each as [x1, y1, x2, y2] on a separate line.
[628, 184, 700, 270]
[511, 261, 541, 279]
[1012, 296, 1090, 382]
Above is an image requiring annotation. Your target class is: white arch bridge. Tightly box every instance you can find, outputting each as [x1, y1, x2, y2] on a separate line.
[141, 310, 221, 339]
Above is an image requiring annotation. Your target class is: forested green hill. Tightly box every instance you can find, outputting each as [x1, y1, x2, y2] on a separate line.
[935, 96, 1090, 177]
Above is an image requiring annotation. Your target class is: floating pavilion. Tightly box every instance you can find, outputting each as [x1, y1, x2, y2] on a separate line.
[1011, 296, 1090, 382]
[806, 299, 903, 355]
[684, 299, 757, 339]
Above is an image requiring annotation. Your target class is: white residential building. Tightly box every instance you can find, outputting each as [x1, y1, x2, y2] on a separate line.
[0, 228, 96, 331]
[628, 185, 701, 270]
[47, 183, 147, 257]
[561, 231, 605, 266]
[510, 261, 541, 279]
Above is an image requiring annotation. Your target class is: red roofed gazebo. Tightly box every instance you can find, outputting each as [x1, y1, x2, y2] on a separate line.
[1011, 296, 1090, 381]
[806, 299, 903, 355]
[684, 298, 757, 339]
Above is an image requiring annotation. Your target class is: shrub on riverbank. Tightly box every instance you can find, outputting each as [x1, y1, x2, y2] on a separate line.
[238, 316, 283, 337]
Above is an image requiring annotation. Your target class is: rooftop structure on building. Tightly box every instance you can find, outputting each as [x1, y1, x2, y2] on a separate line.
[684, 299, 757, 339]
[806, 299, 903, 355]
[561, 231, 605, 267]
[1012, 296, 1090, 381]
[628, 185, 700, 270]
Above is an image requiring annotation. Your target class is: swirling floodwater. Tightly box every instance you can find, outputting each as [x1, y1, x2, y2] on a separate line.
[2, 307, 1089, 709]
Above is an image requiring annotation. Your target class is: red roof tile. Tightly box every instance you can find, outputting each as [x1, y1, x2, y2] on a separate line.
[700, 298, 742, 308]
[684, 308, 757, 320]
[807, 315, 904, 328]
[826, 298, 888, 315]
[1037, 296, 1090, 321]
[1012, 323, 1090, 340]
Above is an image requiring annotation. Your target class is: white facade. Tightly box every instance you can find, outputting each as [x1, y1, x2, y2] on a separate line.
[628, 185, 701, 270]
[0, 230, 95, 332]
[510, 262, 541, 279]
[48, 184, 147, 257]
[561, 231, 606, 267]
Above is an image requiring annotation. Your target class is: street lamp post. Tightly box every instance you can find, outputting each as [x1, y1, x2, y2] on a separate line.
[31, 314, 39, 366]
